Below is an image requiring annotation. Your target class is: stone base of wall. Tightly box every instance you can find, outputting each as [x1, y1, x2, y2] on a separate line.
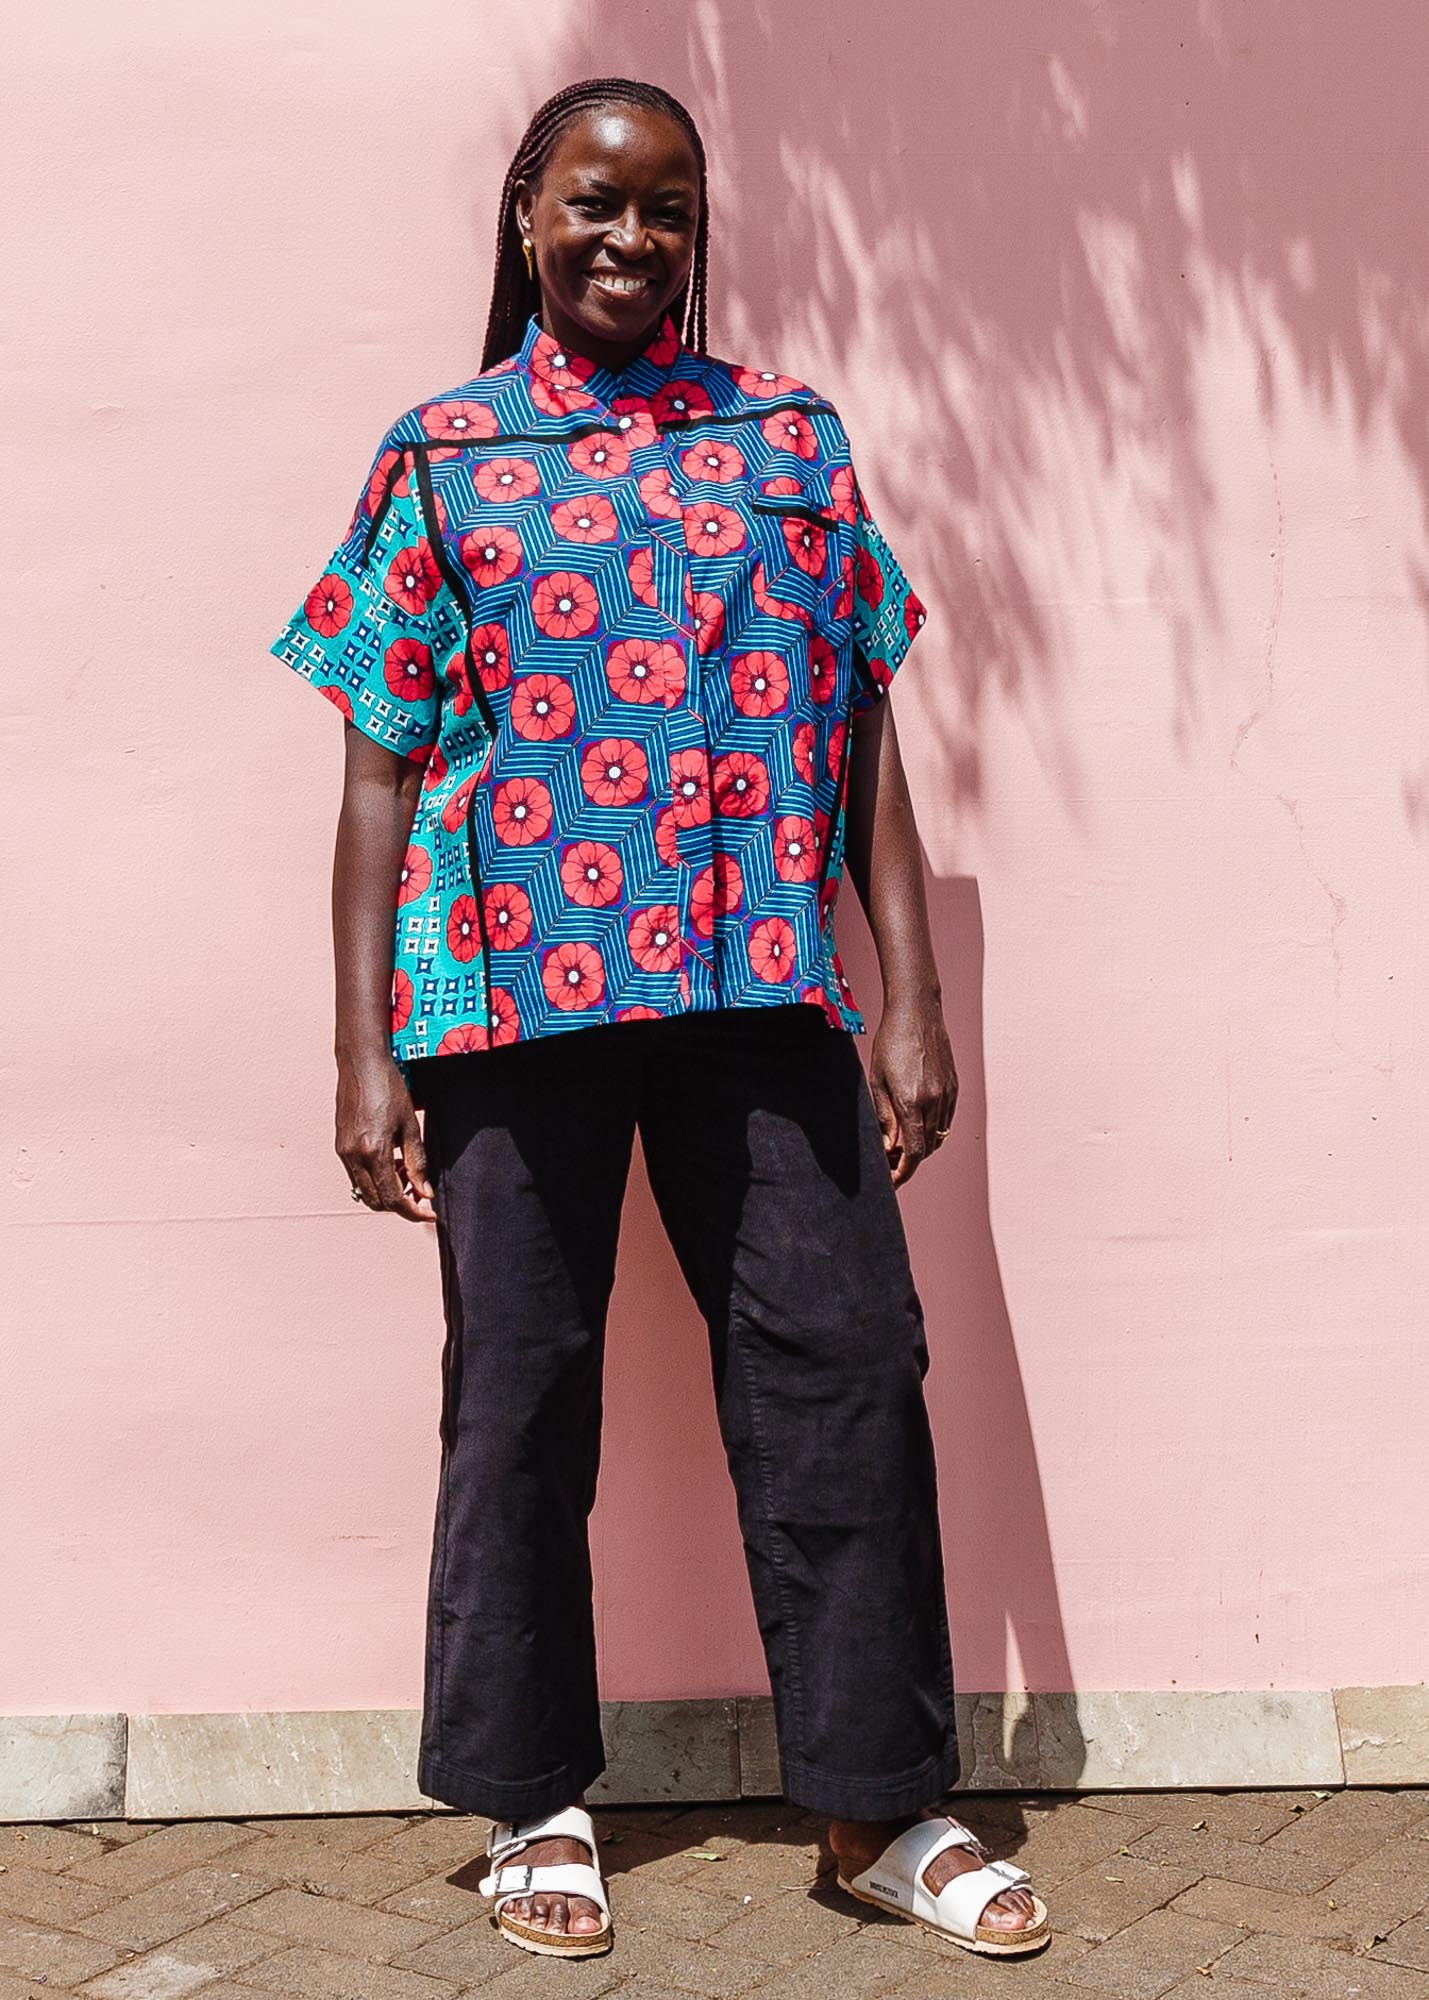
[2, 1688, 1424, 1823]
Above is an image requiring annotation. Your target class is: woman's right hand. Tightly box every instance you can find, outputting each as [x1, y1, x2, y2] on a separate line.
[336, 1052, 435, 1222]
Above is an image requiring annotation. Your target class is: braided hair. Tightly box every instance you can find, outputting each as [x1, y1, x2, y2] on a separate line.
[481, 77, 709, 372]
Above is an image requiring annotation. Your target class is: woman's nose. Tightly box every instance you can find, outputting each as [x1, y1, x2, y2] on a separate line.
[605, 206, 650, 256]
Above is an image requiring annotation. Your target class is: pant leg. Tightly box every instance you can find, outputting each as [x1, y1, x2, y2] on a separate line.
[636, 1005, 960, 1819]
[413, 1029, 640, 1819]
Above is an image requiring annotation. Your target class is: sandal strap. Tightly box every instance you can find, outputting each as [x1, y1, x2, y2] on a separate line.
[484, 1803, 600, 1870]
[480, 1858, 610, 1918]
[928, 1857, 1031, 1938]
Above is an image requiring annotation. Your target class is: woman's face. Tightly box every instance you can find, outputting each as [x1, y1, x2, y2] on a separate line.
[514, 105, 700, 368]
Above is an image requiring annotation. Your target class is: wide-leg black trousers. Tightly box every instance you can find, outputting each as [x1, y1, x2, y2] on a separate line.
[411, 1003, 960, 1820]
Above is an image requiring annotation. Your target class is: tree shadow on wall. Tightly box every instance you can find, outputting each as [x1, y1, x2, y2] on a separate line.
[478, 0, 1429, 814]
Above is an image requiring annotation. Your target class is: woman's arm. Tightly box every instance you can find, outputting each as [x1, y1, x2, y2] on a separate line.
[841, 697, 958, 1187]
[332, 725, 435, 1221]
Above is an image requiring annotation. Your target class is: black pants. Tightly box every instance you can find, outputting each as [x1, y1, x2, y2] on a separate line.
[412, 1004, 960, 1820]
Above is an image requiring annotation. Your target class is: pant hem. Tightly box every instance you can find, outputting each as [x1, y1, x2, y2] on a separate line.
[777, 1739, 962, 1819]
[418, 1744, 607, 1821]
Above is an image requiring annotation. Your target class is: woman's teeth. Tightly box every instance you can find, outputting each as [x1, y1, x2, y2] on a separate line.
[590, 273, 650, 296]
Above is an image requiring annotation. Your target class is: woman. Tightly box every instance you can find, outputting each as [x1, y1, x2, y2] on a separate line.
[273, 76, 1048, 1964]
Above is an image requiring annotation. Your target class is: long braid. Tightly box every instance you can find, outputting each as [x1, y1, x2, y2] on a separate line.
[481, 77, 710, 371]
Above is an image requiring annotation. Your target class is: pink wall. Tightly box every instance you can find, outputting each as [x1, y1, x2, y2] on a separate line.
[6, 1, 1427, 1717]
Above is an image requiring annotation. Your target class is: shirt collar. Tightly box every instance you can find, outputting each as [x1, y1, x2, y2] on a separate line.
[518, 310, 687, 412]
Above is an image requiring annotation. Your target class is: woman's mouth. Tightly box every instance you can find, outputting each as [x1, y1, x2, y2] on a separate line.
[587, 271, 654, 300]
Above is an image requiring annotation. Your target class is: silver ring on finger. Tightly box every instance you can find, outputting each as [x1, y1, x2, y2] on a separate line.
[349, 1184, 365, 1202]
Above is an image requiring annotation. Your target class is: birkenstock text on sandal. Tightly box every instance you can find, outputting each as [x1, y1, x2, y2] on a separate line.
[477, 1803, 613, 1957]
[837, 1814, 1050, 1957]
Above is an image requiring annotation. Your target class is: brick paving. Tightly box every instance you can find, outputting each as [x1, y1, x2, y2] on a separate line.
[0, 1789, 1424, 1998]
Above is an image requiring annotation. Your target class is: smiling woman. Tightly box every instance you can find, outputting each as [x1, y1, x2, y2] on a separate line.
[270, 73, 1047, 1968]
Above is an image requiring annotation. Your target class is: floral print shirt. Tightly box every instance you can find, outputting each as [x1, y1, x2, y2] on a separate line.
[272, 312, 926, 1064]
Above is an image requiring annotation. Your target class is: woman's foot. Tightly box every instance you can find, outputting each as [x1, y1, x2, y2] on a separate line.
[827, 1809, 1040, 1932]
[498, 1797, 605, 1938]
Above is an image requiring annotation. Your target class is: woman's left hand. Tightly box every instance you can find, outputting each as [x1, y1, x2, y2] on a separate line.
[869, 999, 959, 1188]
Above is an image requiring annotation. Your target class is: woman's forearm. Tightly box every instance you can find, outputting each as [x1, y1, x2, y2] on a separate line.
[332, 726, 425, 1066]
[841, 699, 942, 1010]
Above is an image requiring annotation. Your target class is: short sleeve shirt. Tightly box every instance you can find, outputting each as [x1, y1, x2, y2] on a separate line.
[272, 312, 927, 1064]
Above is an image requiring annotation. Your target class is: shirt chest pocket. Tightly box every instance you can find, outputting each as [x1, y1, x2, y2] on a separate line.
[745, 476, 853, 643]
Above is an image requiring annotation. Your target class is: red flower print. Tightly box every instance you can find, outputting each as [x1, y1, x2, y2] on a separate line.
[532, 376, 599, 417]
[729, 650, 789, 718]
[470, 623, 511, 691]
[560, 839, 623, 907]
[492, 774, 553, 845]
[510, 670, 575, 740]
[905, 591, 928, 638]
[305, 573, 352, 636]
[734, 365, 803, 398]
[748, 914, 798, 983]
[384, 638, 435, 703]
[610, 398, 658, 448]
[684, 587, 725, 655]
[651, 378, 714, 425]
[530, 332, 596, 392]
[760, 474, 804, 499]
[682, 503, 746, 558]
[531, 570, 599, 639]
[567, 430, 630, 478]
[487, 986, 521, 1045]
[446, 653, 473, 715]
[627, 546, 659, 606]
[792, 720, 816, 785]
[543, 939, 605, 1010]
[713, 750, 770, 817]
[681, 439, 744, 484]
[826, 719, 847, 780]
[855, 544, 885, 608]
[669, 746, 711, 827]
[654, 805, 680, 866]
[551, 494, 618, 543]
[440, 774, 478, 832]
[391, 969, 414, 1034]
[638, 466, 682, 518]
[459, 524, 523, 590]
[384, 540, 441, 613]
[628, 904, 682, 973]
[773, 813, 818, 882]
[475, 456, 539, 502]
[783, 517, 827, 576]
[436, 1023, 486, 1054]
[644, 317, 681, 367]
[365, 448, 411, 516]
[752, 562, 811, 625]
[605, 636, 684, 706]
[829, 464, 859, 523]
[421, 400, 498, 442]
[808, 634, 838, 704]
[398, 842, 433, 904]
[690, 853, 744, 936]
[615, 1004, 663, 1021]
[762, 410, 817, 458]
[320, 685, 354, 720]
[861, 656, 893, 703]
[446, 894, 482, 962]
[580, 736, 648, 807]
[422, 745, 450, 789]
[483, 881, 533, 950]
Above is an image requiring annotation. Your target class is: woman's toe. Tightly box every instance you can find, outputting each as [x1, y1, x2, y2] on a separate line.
[985, 1889, 1035, 1928]
[570, 1898, 604, 1934]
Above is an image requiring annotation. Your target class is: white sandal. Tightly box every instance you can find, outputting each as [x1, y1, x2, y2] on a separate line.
[477, 1803, 613, 1957]
[837, 1813, 1050, 1957]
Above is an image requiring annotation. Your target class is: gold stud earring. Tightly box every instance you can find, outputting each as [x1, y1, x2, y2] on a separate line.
[522, 237, 535, 280]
